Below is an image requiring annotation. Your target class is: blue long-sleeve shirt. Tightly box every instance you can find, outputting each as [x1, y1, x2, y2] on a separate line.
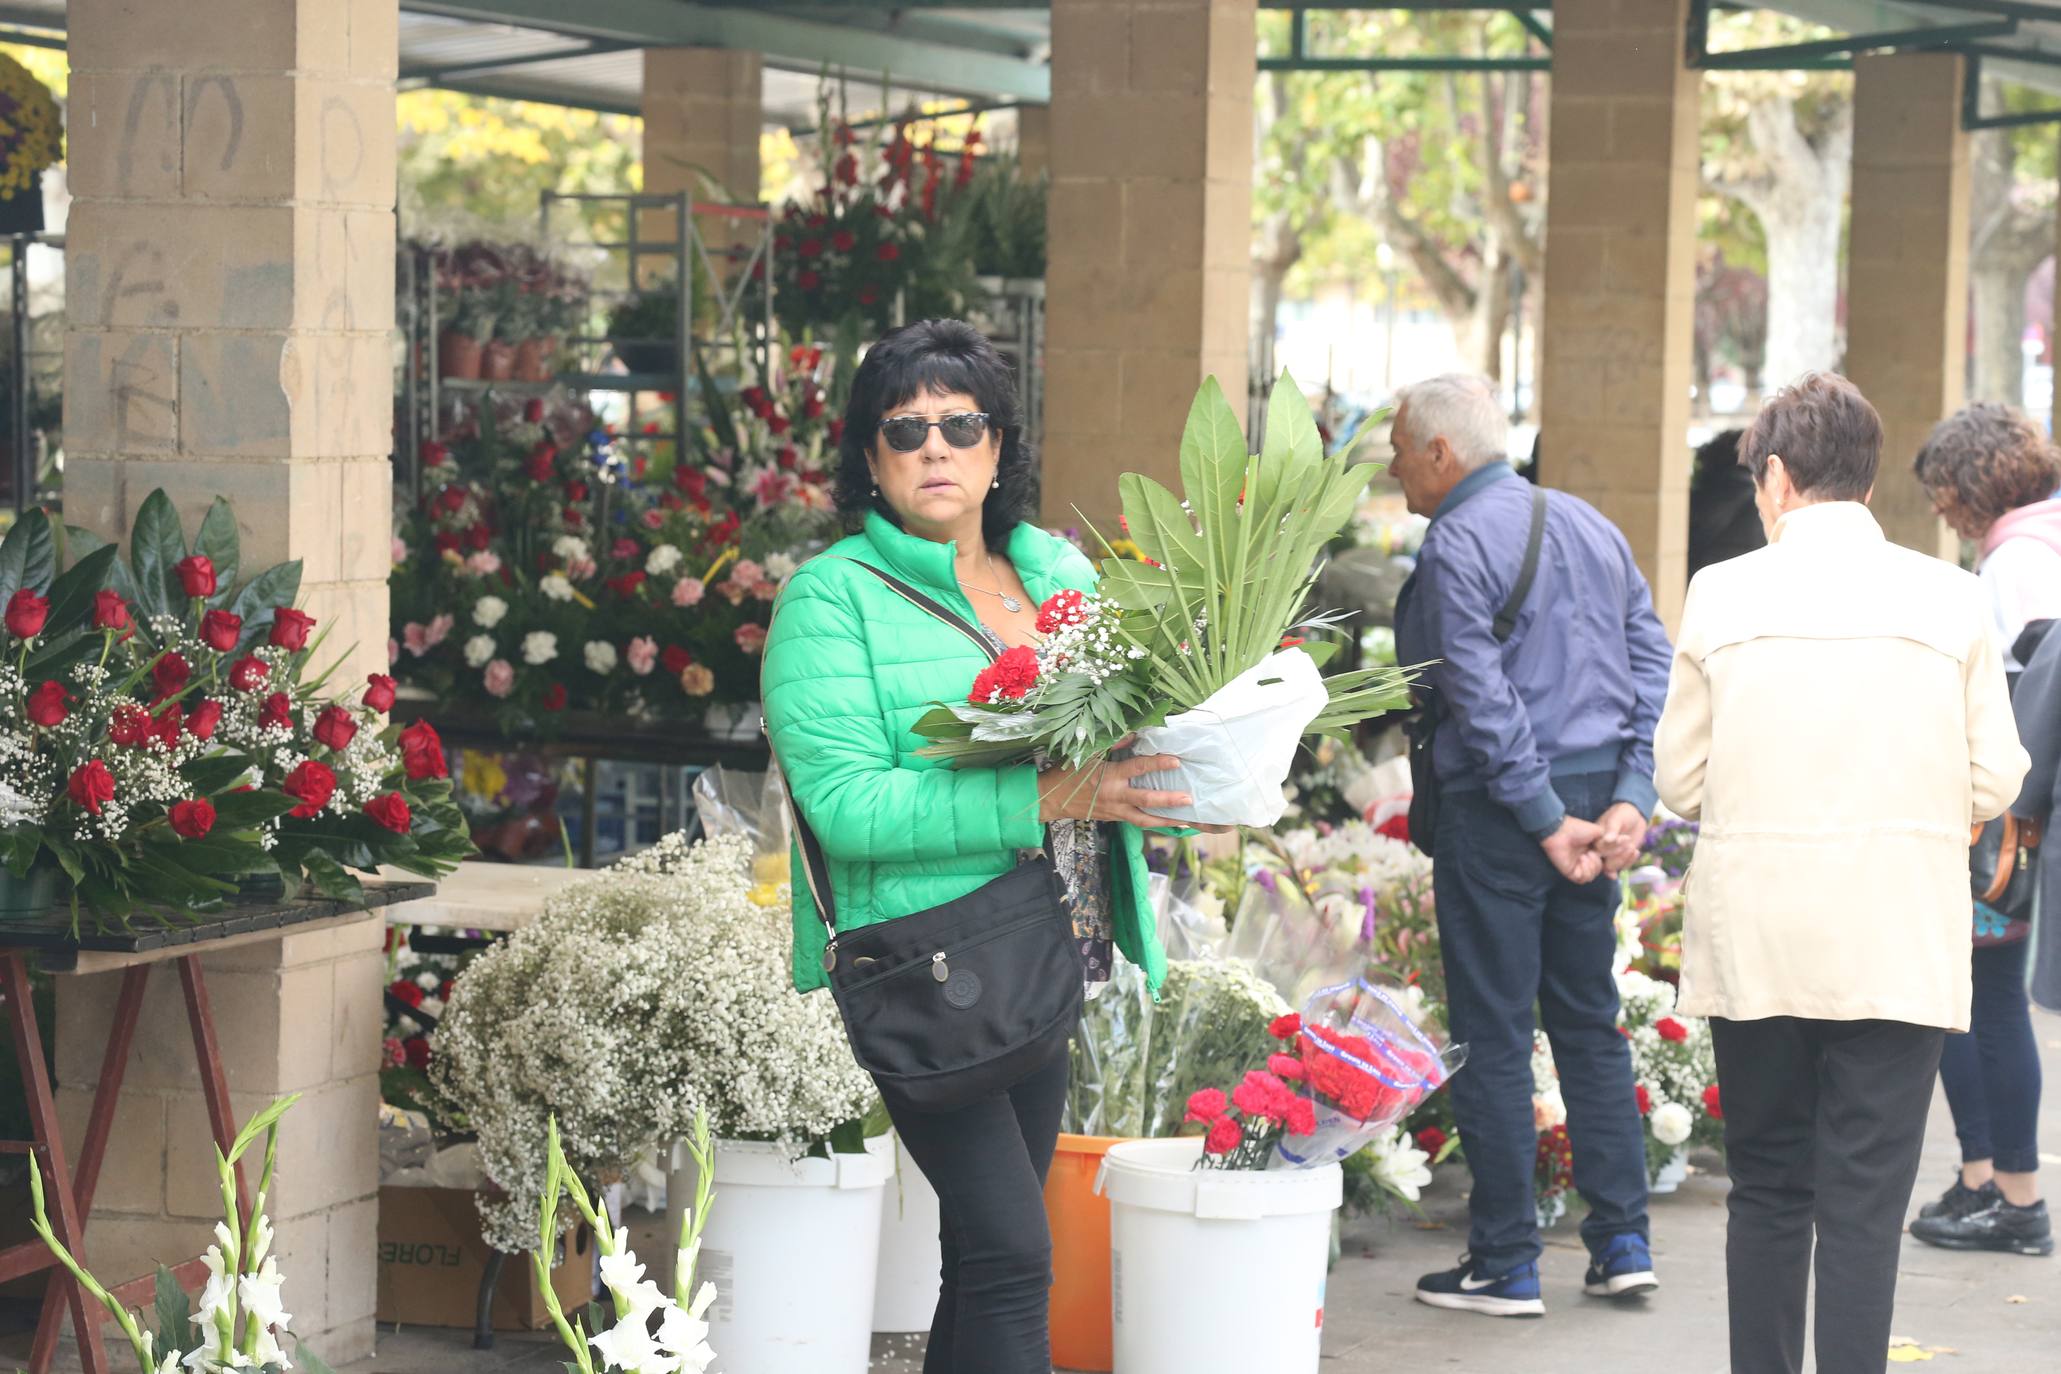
[1394, 462, 1673, 838]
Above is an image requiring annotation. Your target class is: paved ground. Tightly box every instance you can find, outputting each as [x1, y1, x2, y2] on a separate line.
[12, 1011, 2057, 1373]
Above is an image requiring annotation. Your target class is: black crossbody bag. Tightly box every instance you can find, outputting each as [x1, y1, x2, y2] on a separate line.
[768, 558, 1084, 1113]
[1405, 486, 1549, 855]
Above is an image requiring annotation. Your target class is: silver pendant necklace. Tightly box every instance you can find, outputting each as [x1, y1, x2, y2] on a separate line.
[961, 551, 1024, 613]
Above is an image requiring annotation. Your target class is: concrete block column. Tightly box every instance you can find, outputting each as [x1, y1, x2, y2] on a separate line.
[1847, 52, 1968, 558]
[1538, 0, 1699, 627]
[58, 0, 399, 1361]
[1041, 0, 1255, 536]
[1015, 105, 1051, 178]
[643, 47, 763, 206]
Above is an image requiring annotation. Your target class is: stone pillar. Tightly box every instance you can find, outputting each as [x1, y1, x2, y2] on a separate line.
[643, 47, 762, 206]
[1042, 0, 1255, 536]
[1015, 104, 1051, 177]
[1539, 0, 1698, 626]
[1846, 51, 1968, 558]
[58, 0, 398, 1361]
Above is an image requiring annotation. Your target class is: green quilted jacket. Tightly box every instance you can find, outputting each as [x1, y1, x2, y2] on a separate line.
[761, 511, 1169, 997]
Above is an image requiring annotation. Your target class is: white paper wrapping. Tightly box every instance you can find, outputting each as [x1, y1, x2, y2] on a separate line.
[1132, 647, 1331, 827]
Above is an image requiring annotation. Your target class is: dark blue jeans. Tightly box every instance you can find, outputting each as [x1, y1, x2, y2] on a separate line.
[1939, 938, 2043, 1174]
[1433, 771, 1651, 1274]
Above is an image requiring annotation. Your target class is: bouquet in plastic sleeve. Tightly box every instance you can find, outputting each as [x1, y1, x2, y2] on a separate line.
[1271, 978, 1465, 1169]
[691, 763, 791, 895]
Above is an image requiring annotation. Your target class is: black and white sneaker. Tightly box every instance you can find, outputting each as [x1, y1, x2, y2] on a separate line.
[1910, 1198, 2054, 1257]
[1414, 1254, 1545, 1317]
[1918, 1177, 2001, 1221]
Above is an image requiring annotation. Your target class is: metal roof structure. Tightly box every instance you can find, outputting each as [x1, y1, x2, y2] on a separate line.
[0, 2, 2056, 124]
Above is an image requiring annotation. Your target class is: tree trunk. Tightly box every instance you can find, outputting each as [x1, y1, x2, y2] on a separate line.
[1967, 124, 2053, 406]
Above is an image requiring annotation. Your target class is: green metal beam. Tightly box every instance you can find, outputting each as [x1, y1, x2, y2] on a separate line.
[1960, 52, 2061, 130]
[1510, 10, 1553, 48]
[400, 0, 1052, 102]
[1698, 16, 2018, 69]
[427, 75, 643, 118]
[400, 40, 643, 84]
[0, 27, 63, 53]
[1260, 54, 1550, 71]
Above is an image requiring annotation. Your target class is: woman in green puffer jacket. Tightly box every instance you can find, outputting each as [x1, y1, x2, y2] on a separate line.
[761, 320, 1193, 1373]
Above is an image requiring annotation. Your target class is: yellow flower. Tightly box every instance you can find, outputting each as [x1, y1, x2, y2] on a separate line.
[0, 56, 61, 196]
[458, 750, 509, 801]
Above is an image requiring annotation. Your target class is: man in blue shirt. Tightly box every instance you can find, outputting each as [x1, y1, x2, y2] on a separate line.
[1392, 374, 1673, 1317]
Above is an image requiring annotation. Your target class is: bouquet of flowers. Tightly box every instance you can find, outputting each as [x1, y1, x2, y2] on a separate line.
[1181, 1068, 1318, 1171]
[1268, 983, 1463, 1169]
[914, 375, 1417, 827]
[1618, 966, 1723, 1172]
[0, 493, 470, 922]
[28, 1094, 333, 1373]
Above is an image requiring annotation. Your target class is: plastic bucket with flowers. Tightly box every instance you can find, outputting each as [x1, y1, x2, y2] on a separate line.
[870, 1131, 943, 1333]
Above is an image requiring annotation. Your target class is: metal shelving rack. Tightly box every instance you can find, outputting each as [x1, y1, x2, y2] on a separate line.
[970, 275, 1045, 452]
[4, 232, 62, 515]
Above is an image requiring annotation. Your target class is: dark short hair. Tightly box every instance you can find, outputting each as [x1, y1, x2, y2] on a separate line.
[833, 319, 1034, 547]
[1737, 372, 1882, 501]
[1912, 401, 2061, 535]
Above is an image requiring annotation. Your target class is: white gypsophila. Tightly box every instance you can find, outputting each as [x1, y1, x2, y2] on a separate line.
[762, 552, 798, 582]
[584, 641, 618, 674]
[430, 834, 873, 1253]
[540, 574, 576, 603]
[464, 634, 496, 669]
[553, 535, 591, 564]
[646, 543, 684, 577]
[474, 595, 509, 628]
[1651, 1102, 1693, 1147]
[522, 631, 558, 666]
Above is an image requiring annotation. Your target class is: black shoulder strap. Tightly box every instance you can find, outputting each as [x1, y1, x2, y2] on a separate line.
[766, 555, 1003, 943]
[1493, 486, 1548, 644]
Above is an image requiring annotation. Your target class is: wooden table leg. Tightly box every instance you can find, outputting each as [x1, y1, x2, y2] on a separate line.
[177, 956, 251, 1219]
[4, 953, 110, 1374]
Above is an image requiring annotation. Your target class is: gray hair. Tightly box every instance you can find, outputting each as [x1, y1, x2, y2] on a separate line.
[1394, 373, 1509, 470]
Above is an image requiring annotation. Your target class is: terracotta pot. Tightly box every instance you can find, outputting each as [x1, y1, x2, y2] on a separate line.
[514, 336, 557, 383]
[437, 329, 483, 381]
[481, 339, 516, 381]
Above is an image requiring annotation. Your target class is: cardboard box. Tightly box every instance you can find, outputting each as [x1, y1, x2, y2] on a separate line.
[375, 1185, 594, 1331]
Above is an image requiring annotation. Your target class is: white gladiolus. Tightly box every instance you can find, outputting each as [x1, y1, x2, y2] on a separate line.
[473, 595, 508, 628]
[540, 573, 576, 602]
[1651, 1102, 1693, 1147]
[522, 632, 558, 666]
[463, 634, 496, 669]
[585, 641, 619, 674]
[646, 543, 684, 576]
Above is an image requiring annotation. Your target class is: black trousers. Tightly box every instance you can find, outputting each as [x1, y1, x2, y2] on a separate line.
[881, 1046, 1069, 1374]
[1710, 1016, 1945, 1374]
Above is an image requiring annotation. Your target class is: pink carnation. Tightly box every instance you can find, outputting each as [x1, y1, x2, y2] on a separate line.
[627, 636, 659, 676]
[465, 551, 502, 577]
[642, 509, 666, 530]
[483, 659, 515, 698]
[567, 557, 597, 580]
[391, 536, 408, 565]
[730, 559, 764, 588]
[388, 637, 400, 667]
[735, 624, 768, 655]
[403, 614, 455, 657]
[673, 577, 705, 608]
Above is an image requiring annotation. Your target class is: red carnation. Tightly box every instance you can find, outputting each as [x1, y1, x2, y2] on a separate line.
[804, 395, 825, 420]
[1655, 1017, 1690, 1044]
[313, 705, 358, 751]
[1285, 1098, 1318, 1137]
[767, 414, 792, 436]
[968, 644, 1039, 704]
[798, 269, 822, 292]
[199, 609, 242, 653]
[830, 229, 856, 252]
[541, 683, 568, 712]
[398, 720, 448, 781]
[228, 656, 269, 692]
[363, 674, 397, 714]
[660, 645, 694, 677]
[526, 446, 557, 483]
[187, 699, 223, 741]
[876, 242, 901, 262]
[110, 703, 154, 747]
[858, 285, 881, 307]
[607, 571, 647, 599]
[25, 680, 69, 727]
[1184, 1087, 1228, 1124]
[437, 485, 467, 515]
[798, 237, 823, 259]
[1203, 1116, 1243, 1156]
[92, 590, 130, 631]
[1703, 1084, 1723, 1120]
[1268, 1013, 1303, 1041]
[387, 978, 424, 1008]
[1035, 589, 1085, 635]
[465, 524, 491, 552]
[566, 480, 590, 502]
[523, 398, 546, 424]
[421, 441, 449, 467]
[433, 531, 461, 554]
[828, 418, 845, 444]
[66, 759, 115, 815]
[152, 651, 192, 701]
[282, 759, 337, 818]
[1268, 1052, 1307, 1082]
[365, 792, 412, 834]
[174, 555, 217, 598]
[404, 1036, 432, 1072]
[168, 799, 216, 840]
[5, 588, 48, 639]
[259, 692, 295, 732]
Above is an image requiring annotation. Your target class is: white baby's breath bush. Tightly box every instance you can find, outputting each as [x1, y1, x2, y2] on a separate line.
[431, 833, 875, 1252]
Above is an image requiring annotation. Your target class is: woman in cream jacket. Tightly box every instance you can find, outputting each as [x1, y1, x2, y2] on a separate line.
[1653, 373, 2027, 1374]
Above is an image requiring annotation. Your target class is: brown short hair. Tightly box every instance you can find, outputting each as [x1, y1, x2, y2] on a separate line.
[1912, 402, 2061, 536]
[1737, 373, 1882, 502]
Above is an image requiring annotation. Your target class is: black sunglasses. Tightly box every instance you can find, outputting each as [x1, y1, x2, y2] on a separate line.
[878, 412, 992, 453]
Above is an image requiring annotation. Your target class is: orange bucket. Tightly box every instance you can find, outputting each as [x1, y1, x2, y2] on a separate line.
[1046, 1133, 1124, 1372]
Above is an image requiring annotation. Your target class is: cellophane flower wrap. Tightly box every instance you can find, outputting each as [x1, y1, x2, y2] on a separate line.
[913, 375, 1417, 825]
[1269, 982, 1464, 1169]
[0, 491, 471, 922]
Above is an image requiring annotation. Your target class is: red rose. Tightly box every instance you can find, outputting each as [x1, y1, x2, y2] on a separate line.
[25, 680, 69, 727]
[1415, 1126, 1449, 1156]
[66, 759, 115, 815]
[1655, 1017, 1689, 1044]
[968, 644, 1039, 704]
[541, 683, 567, 712]
[187, 699, 223, 741]
[437, 484, 467, 515]
[199, 609, 242, 653]
[282, 759, 337, 818]
[465, 524, 491, 552]
[523, 398, 545, 424]
[767, 414, 792, 436]
[566, 480, 590, 502]
[527, 445, 557, 483]
[109, 702, 153, 747]
[798, 237, 823, 259]
[1184, 1088, 1228, 1124]
[260, 692, 295, 732]
[797, 270, 822, 292]
[876, 242, 901, 263]
[433, 531, 462, 554]
[1703, 1084, 1723, 1120]
[564, 508, 585, 529]
[5, 588, 48, 639]
[174, 555, 217, 598]
[1203, 1116, 1243, 1156]
[607, 571, 647, 599]
[398, 720, 448, 781]
[420, 441, 449, 467]
[168, 798, 216, 840]
[363, 674, 397, 714]
[365, 792, 412, 834]
[92, 590, 130, 631]
[229, 656, 269, 692]
[660, 645, 693, 677]
[387, 978, 425, 1009]
[404, 1036, 432, 1072]
[152, 651, 192, 701]
[269, 608, 316, 651]
[313, 705, 358, 751]
[804, 395, 825, 420]
[154, 703, 185, 748]
[831, 229, 856, 253]
[1635, 1084, 1652, 1115]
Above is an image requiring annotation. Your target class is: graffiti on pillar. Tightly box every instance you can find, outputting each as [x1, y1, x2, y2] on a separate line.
[117, 72, 178, 189]
[185, 75, 245, 173]
[320, 93, 365, 201]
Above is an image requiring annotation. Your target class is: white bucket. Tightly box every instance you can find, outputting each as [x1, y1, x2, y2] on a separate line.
[868, 1133, 943, 1332]
[667, 1138, 889, 1374]
[1097, 1138, 1341, 1374]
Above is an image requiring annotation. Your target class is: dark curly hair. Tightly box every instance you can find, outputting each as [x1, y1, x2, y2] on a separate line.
[833, 319, 1035, 548]
[1913, 401, 2061, 537]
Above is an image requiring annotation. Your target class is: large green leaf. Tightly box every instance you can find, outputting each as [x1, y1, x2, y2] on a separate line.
[194, 498, 241, 605]
[130, 489, 189, 622]
[0, 507, 56, 604]
[1096, 558, 1175, 612]
[228, 560, 304, 639]
[209, 790, 298, 829]
[43, 544, 119, 637]
[1116, 474, 1207, 573]
[21, 631, 101, 683]
[180, 755, 257, 795]
[1174, 378, 1248, 565]
[152, 1266, 191, 1358]
[67, 525, 137, 608]
[298, 851, 366, 904]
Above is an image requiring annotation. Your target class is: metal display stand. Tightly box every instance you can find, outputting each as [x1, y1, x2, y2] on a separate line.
[969, 276, 1046, 452]
[4, 232, 61, 515]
